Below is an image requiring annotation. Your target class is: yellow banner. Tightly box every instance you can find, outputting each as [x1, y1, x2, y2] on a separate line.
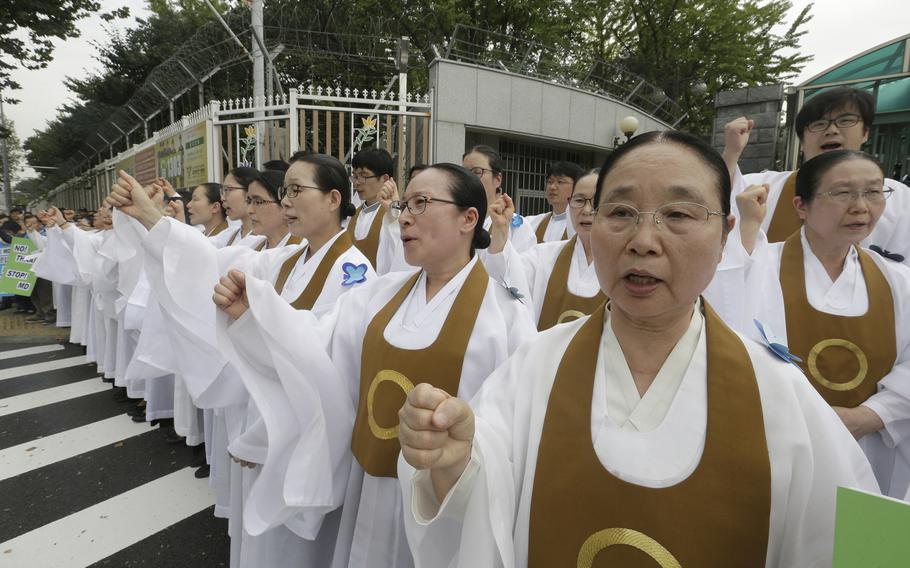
[182, 122, 209, 188]
[156, 134, 184, 189]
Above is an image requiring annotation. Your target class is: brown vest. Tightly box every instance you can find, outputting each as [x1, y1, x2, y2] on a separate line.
[537, 236, 607, 331]
[255, 234, 302, 252]
[779, 232, 897, 408]
[529, 302, 771, 567]
[347, 204, 386, 268]
[535, 212, 568, 243]
[350, 261, 489, 478]
[226, 228, 241, 246]
[766, 172, 800, 243]
[272, 232, 354, 310]
[206, 219, 230, 237]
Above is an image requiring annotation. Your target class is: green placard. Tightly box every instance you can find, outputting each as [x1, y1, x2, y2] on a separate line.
[833, 487, 910, 567]
[0, 237, 38, 296]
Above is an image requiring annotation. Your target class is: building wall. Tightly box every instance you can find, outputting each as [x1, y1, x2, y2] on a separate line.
[712, 85, 784, 174]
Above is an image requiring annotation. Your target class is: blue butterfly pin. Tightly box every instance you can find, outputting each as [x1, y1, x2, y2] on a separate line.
[869, 245, 905, 263]
[341, 262, 368, 286]
[510, 213, 524, 228]
[499, 280, 525, 304]
[754, 319, 802, 367]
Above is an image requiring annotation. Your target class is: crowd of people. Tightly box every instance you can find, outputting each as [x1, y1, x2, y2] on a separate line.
[13, 85, 910, 567]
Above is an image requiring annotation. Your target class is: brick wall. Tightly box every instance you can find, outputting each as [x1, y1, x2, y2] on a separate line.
[712, 85, 784, 174]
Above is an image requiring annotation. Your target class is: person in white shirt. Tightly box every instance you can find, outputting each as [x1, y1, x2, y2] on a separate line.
[727, 149, 910, 499]
[525, 161, 583, 243]
[398, 131, 878, 568]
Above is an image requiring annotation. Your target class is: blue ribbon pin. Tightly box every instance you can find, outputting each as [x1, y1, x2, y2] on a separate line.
[754, 319, 802, 367]
[510, 213, 524, 228]
[341, 262, 368, 286]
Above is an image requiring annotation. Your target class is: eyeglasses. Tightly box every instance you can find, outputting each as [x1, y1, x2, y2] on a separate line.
[350, 174, 379, 183]
[390, 195, 460, 218]
[817, 187, 893, 203]
[278, 183, 322, 200]
[568, 195, 596, 210]
[245, 196, 280, 207]
[596, 202, 725, 236]
[546, 177, 574, 187]
[806, 113, 862, 133]
[220, 185, 245, 198]
[468, 167, 495, 178]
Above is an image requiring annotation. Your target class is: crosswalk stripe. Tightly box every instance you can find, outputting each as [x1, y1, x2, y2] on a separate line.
[0, 356, 88, 382]
[0, 414, 149, 482]
[0, 468, 215, 568]
[0, 344, 64, 361]
[0, 378, 107, 418]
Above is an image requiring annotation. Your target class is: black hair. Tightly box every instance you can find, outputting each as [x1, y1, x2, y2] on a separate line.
[263, 159, 290, 172]
[547, 161, 584, 183]
[425, 163, 491, 254]
[571, 168, 601, 196]
[226, 166, 259, 190]
[9, 207, 23, 214]
[594, 130, 732, 219]
[249, 169, 286, 202]
[352, 148, 394, 178]
[795, 87, 875, 140]
[462, 145, 504, 174]
[408, 163, 429, 183]
[795, 150, 884, 202]
[288, 151, 356, 220]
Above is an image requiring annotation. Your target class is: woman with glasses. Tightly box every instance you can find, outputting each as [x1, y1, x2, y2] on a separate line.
[398, 132, 877, 568]
[245, 170, 296, 250]
[722, 87, 910, 264]
[219, 167, 265, 248]
[212, 163, 536, 567]
[462, 145, 537, 253]
[483, 169, 605, 330]
[724, 149, 910, 500]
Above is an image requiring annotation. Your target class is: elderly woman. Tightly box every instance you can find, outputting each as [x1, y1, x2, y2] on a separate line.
[398, 132, 878, 568]
[729, 149, 910, 500]
[211, 163, 536, 567]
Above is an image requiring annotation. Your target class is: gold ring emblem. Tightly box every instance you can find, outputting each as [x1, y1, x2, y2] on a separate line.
[578, 528, 681, 568]
[367, 369, 415, 439]
[807, 338, 868, 391]
[557, 309, 587, 324]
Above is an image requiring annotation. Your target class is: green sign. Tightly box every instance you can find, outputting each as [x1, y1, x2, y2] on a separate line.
[0, 237, 38, 296]
[833, 487, 910, 567]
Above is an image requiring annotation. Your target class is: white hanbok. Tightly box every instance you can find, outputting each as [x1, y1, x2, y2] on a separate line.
[229, 255, 537, 567]
[525, 211, 573, 243]
[708, 227, 910, 499]
[346, 202, 413, 274]
[400, 303, 879, 568]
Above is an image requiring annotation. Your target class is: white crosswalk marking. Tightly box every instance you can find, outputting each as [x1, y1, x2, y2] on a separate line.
[0, 468, 215, 568]
[0, 356, 88, 382]
[0, 344, 64, 361]
[0, 377, 106, 417]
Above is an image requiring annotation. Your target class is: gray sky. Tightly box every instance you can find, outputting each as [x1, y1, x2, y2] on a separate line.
[4, 0, 909, 180]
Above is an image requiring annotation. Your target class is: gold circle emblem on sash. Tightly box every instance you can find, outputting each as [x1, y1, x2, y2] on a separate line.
[557, 309, 587, 324]
[367, 369, 415, 440]
[577, 528, 681, 568]
[807, 338, 868, 392]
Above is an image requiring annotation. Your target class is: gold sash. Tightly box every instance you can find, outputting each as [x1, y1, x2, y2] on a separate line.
[350, 261, 489, 478]
[206, 219, 230, 237]
[766, 172, 800, 243]
[780, 232, 896, 407]
[537, 236, 607, 331]
[535, 212, 568, 243]
[272, 232, 354, 310]
[529, 302, 771, 567]
[347, 204, 386, 269]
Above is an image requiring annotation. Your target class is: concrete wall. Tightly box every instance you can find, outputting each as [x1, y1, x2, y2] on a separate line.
[712, 85, 784, 174]
[429, 59, 670, 163]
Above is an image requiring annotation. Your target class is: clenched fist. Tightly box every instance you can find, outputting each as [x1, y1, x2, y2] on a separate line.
[213, 269, 249, 320]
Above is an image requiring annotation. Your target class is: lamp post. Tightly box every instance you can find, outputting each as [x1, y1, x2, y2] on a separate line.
[613, 115, 640, 147]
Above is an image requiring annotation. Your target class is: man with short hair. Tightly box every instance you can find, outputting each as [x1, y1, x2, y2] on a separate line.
[722, 86, 910, 262]
[526, 161, 584, 243]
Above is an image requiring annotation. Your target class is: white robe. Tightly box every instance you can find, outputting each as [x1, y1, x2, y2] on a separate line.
[731, 167, 910, 265]
[707, 226, 910, 499]
[483, 237, 600, 326]
[400, 305, 880, 568]
[347, 202, 414, 275]
[230, 255, 537, 567]
[525, 211, 573, 243]
[482, 216, 536, 254]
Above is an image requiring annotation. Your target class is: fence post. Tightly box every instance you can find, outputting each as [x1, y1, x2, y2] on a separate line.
[288, 88, 299, 155]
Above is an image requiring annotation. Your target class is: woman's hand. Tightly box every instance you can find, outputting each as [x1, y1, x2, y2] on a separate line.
[399, 383, 475, 504]
[106, 170, 164, 229]
[735, 183, 769, 255]
[230, 453, 258, 469]
[378, 178, 400, 212]
[213, 269, 249, 320]
[487, 193, 515, 254]
[722, 116, 754, 180]
[832, 405, 884, 440]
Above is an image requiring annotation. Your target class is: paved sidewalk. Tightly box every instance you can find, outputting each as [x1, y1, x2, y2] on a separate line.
[0, 309, 70, 340]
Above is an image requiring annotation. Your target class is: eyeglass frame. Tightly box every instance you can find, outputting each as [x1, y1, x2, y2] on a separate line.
[245, 195, 281, 207]
[595, 201, 726, 233]
[278, 183, 323, 201]
[816, 187, 893, 203]
[350, 173, 380, 183]
[568, 195, 597, 210]
[389, 195, 461, 218]
[220, 185, 246, 199]
[805, 113, 862, 133]
[468, 166, 496, 178]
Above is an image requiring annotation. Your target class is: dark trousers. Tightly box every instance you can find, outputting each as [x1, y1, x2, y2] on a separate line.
[30, 278, 55, 322]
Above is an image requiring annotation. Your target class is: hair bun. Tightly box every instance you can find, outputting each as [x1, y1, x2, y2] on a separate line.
[342, 202, 357, 219]
[473, 227, 491, 250]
